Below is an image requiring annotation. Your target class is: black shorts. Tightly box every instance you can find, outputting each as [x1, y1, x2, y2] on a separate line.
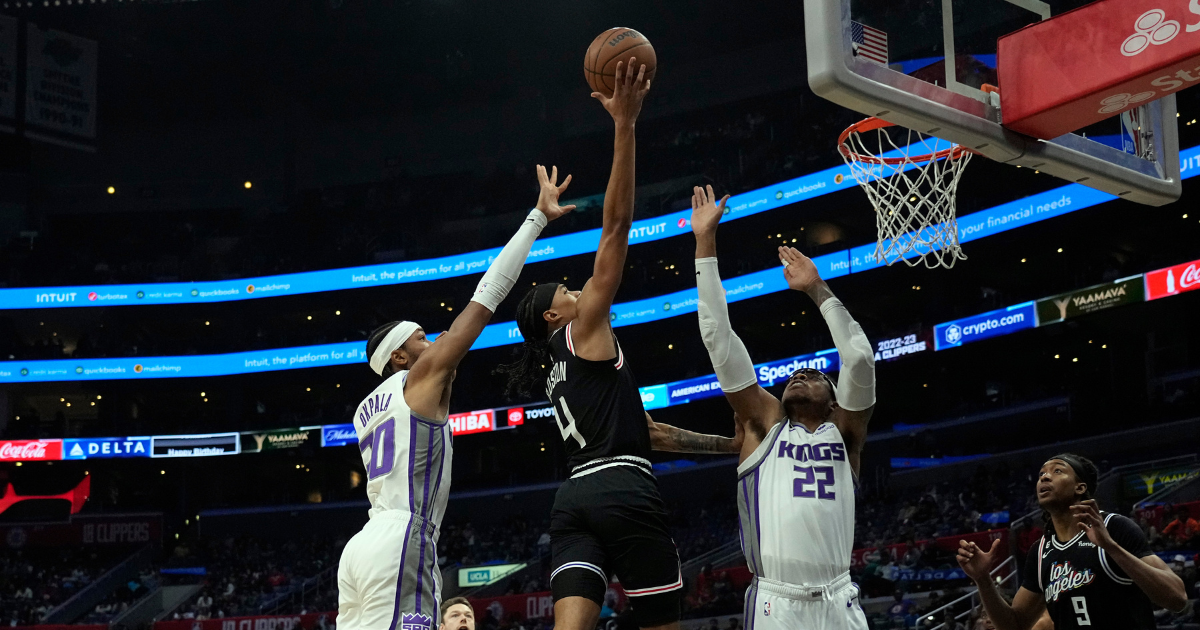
[550, 464, 682, 626]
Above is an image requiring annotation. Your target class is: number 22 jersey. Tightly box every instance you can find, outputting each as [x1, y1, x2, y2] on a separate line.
[1022, 512, 1155, 630]
[737, 419, 856, 586]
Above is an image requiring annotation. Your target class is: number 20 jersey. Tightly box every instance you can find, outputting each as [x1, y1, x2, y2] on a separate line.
[353, 370, 453, 524]
[737, 419, 856, 586]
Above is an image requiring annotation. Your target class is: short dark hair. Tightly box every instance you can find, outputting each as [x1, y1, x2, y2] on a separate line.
[367, 322, 403, 379]
[440, 597, 472, 624]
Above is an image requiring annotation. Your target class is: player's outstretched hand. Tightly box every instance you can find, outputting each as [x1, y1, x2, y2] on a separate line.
[690, 185, 729, 237]
[779, 246, 822, 293]
[591, 59, 651, 126]
[535, 165, 576, 222]
[1071, 500, 1116, 550]
[956, 538, 1000, 584]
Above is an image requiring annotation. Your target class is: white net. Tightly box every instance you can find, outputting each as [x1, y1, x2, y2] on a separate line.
[839, 121, 973, 269]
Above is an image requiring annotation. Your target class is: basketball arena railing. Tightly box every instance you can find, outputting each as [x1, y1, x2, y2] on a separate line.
[926, 555, 1018, 630]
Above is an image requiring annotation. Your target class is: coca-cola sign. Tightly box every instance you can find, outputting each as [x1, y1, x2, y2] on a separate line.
[1145, 258, 1200, 300]
[0, 440, 63, 461]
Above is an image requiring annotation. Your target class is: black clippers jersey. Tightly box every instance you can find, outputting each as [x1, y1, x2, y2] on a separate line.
[545, 322, 652, 475]
[1022, 512, 1155, 630]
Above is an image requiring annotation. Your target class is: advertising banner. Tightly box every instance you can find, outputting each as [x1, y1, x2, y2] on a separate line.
[0, 514, 161, 549]
[1123, 465, 1200, 497]
[25, 24, 97, 138]
[0, 439, 62, 461]
[934, 302, 1036, 351]
[151, 433, 239, 458]
[1036, 276, 1144, 325]
[1145, 257, 1200, 300]
[0, 15, 16, 121]
[321, 424, 357, 447]
[240, 428, 320, 454]
[63, 437, 150, 460]
[448, 410, 495, 436]
[873, 331, 931, 362]
[458, 563, 527, 587]
[154, 612, 337, 630]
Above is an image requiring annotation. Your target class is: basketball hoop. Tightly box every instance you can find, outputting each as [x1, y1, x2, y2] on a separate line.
[838, 117, 973, 269]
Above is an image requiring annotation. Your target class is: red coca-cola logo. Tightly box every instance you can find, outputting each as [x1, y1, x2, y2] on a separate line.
[1179, 264, 1200, 289]
[0, 440, 61, 461]
[1146, 258, 1200, 300]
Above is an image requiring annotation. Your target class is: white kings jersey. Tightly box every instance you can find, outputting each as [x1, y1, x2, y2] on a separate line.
[737, 419, 856, 586]
[353, 371, 453, 528]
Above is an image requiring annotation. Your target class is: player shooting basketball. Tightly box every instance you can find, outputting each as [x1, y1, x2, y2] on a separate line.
[688, 186, 876, 630]
[336, 164, 575, 630]
[498, 59, 739, 630]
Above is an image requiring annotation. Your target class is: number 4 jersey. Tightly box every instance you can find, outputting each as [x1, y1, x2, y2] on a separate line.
[1022, 512, 1156, 630]
[737, 419, 856, 586]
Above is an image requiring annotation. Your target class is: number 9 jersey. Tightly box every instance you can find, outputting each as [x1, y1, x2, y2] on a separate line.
[337, 371, 452, 630]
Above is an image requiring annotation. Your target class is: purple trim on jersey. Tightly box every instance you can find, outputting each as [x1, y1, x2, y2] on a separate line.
[427, 425, 446, 519]
[753, 468, 763, 575]
[408, 417, 418, 514]
[414, 425, 435, 614]
[744, 580, 757, 630]
[388, 511, 417, 630]
[740, 476, 757, 574]
[411, 412, 446, 427]
[737, 420, 788, 480]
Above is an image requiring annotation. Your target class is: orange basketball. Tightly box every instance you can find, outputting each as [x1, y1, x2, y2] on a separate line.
[584, 27, 657, 98]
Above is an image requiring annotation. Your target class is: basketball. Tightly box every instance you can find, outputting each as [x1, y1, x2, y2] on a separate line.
[584, 27, 657, 97]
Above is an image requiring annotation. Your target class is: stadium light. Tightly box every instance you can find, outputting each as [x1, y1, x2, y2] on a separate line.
[244, 181, 252, 189]
[106, 186, 115, 194]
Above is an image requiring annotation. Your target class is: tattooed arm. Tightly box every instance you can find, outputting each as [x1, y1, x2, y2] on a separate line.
[647, 411, 743, 454]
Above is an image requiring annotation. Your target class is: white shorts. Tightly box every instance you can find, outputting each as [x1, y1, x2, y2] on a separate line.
[338, 510, 441, 630]
[743, 572, 868, 630]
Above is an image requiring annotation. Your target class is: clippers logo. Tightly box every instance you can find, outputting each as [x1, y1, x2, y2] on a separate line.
[1044, 561, 1095, 603]
[1122, 9, 1180, 56]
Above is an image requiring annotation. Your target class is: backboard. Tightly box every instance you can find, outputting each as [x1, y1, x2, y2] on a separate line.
[804, 0, 1182, 206]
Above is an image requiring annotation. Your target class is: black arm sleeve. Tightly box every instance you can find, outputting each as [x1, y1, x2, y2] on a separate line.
[1107, 513, 1154, 558]
[1021, 539, 1043, 593]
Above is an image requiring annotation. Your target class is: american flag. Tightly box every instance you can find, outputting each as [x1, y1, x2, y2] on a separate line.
[852, 21, 889, 65]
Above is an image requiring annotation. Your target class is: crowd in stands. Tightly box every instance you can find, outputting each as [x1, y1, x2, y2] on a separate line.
[169, 536, 342, 620]
[78, 567, 158, 624]
[0, 548, 124, 627]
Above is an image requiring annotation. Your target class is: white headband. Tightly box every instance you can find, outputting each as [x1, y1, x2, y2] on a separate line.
[369, 321, 421, 376]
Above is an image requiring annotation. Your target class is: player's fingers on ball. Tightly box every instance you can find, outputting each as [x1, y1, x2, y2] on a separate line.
[636, 63, 646, 84]
[625, 58, 636, 83]
[614, 60, 624, 84]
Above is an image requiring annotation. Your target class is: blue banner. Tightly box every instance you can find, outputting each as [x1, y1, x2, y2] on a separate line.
[62, 437, 151, 459]
[321, 423, 358, 447]
[934, 302, 1037, 351]
[0, 161, 861, 311]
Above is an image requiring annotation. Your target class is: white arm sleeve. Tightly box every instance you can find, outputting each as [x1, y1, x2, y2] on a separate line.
[470, 209, 548, 312]
[820, 297, 876, 412]
[695, 257, 758, 393]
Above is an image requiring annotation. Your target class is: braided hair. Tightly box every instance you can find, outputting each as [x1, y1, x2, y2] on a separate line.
[495, 283, 561, 399]
[366, 321, 402, 379]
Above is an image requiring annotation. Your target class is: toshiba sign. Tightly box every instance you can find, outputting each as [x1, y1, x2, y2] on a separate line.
[448, 410, 495, 436]
[1145, 258, 1200, 300]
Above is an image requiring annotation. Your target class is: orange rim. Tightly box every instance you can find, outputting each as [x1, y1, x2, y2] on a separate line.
[838, 117, 970, 166]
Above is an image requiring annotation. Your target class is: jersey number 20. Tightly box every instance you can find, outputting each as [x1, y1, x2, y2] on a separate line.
[793, 465, 836, 500]
[361, 418, 396, 480]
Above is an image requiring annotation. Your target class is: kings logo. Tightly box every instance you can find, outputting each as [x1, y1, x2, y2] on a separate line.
[401, 613, 433, 630]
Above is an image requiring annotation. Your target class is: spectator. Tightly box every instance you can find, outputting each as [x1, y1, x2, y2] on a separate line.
[886, 589, 916, 623]
[1163, 508, 1200, 548]
[439, 596, 474, 630]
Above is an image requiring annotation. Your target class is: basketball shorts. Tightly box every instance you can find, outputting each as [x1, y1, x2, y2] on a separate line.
[743, 573, 867, 630]
[338, 510, 441, 630]
[550, 462, 682, 627]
